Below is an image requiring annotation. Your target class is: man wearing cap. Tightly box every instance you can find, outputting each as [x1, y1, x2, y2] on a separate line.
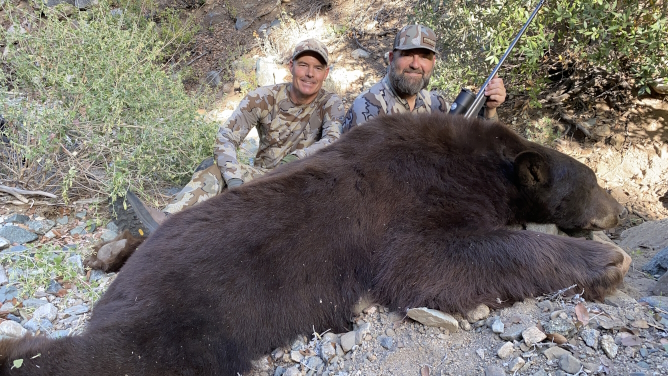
[342, 24, 507, 132]
[112, 38, 344, 236]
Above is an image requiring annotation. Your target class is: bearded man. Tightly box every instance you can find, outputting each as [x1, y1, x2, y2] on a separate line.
[342, 25, 506, 131]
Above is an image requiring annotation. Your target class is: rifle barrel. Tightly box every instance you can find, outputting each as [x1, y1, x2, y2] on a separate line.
[465, 0, 547, 118]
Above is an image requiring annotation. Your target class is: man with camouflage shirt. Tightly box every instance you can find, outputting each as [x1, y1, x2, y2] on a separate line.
[342, 24, 506, 132]
[118, 39, 345, 234]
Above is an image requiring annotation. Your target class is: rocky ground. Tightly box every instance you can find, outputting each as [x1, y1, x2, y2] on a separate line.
[1, 0, 668, 375]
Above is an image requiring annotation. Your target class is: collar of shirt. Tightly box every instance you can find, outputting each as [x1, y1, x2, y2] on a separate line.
[381, 74, 428, 111]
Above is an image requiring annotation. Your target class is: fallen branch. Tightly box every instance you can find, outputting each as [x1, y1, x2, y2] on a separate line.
[0, 185, 58, 200]
[557, 109, 593, 139]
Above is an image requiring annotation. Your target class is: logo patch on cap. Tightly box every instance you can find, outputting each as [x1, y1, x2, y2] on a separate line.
[422, 37, 436, 48]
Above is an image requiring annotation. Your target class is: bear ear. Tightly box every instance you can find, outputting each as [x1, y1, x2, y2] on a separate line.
[514, 151, 550, 188]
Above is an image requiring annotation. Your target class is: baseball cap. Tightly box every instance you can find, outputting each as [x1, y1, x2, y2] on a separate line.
[393, 24, 438, 53]
[291, 39, 329, 66]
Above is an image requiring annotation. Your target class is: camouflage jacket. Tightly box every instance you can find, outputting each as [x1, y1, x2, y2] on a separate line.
[341, 74, 450, 132]
[215, 83, 345, 184]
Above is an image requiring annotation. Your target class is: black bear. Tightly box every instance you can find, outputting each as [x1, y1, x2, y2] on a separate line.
[0, 113, 627, 375]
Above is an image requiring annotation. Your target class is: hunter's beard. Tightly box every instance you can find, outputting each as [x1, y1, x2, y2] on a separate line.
[389, 62, 432, 97]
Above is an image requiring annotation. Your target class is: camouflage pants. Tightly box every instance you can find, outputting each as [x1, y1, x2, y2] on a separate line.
[162, 163, 267, 214]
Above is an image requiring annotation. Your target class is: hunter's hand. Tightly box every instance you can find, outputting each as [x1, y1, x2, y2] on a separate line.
[484, 75, 506, 109]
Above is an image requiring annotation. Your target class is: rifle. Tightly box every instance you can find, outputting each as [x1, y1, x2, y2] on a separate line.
[448, 0, 546, 118]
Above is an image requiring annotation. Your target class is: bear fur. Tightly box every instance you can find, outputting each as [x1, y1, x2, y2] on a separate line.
[0, 113, 627, 375]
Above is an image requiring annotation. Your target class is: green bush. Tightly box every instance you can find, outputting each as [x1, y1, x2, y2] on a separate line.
[411, 0, 668, 102]
[0, 0, 216, 204]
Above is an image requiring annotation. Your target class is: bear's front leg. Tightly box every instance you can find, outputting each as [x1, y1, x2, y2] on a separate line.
[372, 229, 625, 315]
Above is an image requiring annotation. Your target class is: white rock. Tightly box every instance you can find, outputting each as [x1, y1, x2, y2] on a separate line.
[340, 331, 356, 352]
[0, 320, 27, 338]
[509, 357, 525, 372]
[407, 307, 459, 332]
[351, 49, 370, 59]
[32, 303, 58, 322]
[466, 304, 490, 322]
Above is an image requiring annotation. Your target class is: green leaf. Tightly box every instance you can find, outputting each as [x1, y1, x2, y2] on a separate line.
[11, 359, 23, 369]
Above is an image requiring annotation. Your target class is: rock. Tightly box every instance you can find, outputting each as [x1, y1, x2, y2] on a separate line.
[62, 304, 89, 317]
[508, 357, 525, 372]
[351, 49, 370, 59]
[499, 324, 525, 341]
[0, 320, 26, 338]
[581, 328, 600, 348]
[643, 246, 668, 276]
[5, 214, 29, 224]
[559, 353, 582, 374]
[639, 295, 668, 309]
[354, 322, 370, 345]
[543, 346, 571, 361]
[476, 348, 485, 359]
[46, 280, 63, 295]
[0, 285, 19, 302]
[340, 331, 356, 352]
[235, 17, 251, 31]
[89, 269, 106, 282]
[305, 355, 323, 371]
[653, 272, 668, 295]
[75, 211, 87, 219]
[282, 366, 300, 376]
[33, 303, 58, 322]
[522, 326, 546, 346]
[26, 219, 55, 235]
[406, 307, 458, 332]
[650, 77, 668, 94]
[4, 245, 28, 253]
[466, 304, 490, 322]
[74, 0, 97, 9]
[70, 225, 87, 235]
[319, 341, 336, 362]
[0, 225, 38, 244]
[68, 254, 84, 274]
[289, 349, 302, 363]
[378, 335, 393, 349]
[100, 230, 118, 242]
[0, 238, 8, 251]
[497, 341, 514, 359]
[491, 319, 504, 334]
[543, 317, 576, 337]
[256, 58, 289, 87]
[600, 334, 618, 359]
[106, 222, 119, 232]
[22, 298, 48, 308]
[603, 290, 637, 307]
[56, 216, 69, 225]
[485, 365, 506, 376]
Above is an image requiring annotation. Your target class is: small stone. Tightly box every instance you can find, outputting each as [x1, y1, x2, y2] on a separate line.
[581, 328, 600, 348]
[75, 211, 86, 219]
[0, 320, 27, 338]
[282, 366, 300, 376]
[603, 290, 637, 307]
[56, 216, 69, 225]
[522, 326, 546, 346]
[4, 245, 28, 253]
[600, 334, 618, 359]
[289, 350, 303, 363]
[543, 346, 572, 361]
[559, 353, 582, 374]
[351, 49, 370, 59]
[44, 230, 56, 239]
[319, 341, 336, 362]
[46, 280, 63, 295]
[235, 17, 251, 31]
[497, 341, 514, 359]
[476, 348, 485, 359]
[509, 357, 525, 372]
[100, 230, 118, 242]
[26, 219, 55, 235]
[543, 317, 576, 337]
[22, 298, 48, 308]
[70, 225, 87, 235]
[492, 319, 504, 334]
[340, 331, 356, 352]
[499, 324, 526, 341]
[271, 348, 284, 361]
[49, 329, 71, 339]
[68, 255, 84, 274]
[0, 237, 8, 250]
[89, 269, 106, 282]
[105, 222, 119, 232]
[459, 319, 472, 331]
[32, 303, 58, 322]
[378, 335, 393, 349]
[466, 304, 490, 322]
[406, 307, 458, 332]
[6, 214, 29, 224]
[0, 225, 38, 244]
[385, 328, 395, 336]
[62, 304, 89, 317]
[0, 265, 7, 285]
[485, 365, 506, 376]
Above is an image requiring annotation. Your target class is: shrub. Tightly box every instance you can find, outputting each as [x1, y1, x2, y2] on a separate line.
[0, 0, 216, 205]
[411, 0, 668, 102]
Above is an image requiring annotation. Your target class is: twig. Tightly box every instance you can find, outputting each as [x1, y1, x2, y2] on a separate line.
[557, 109, 593, 138]
[0, 184, 57, 199]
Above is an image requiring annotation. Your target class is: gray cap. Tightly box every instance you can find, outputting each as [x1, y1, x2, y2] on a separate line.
[292, 38, 329, 65]
[393, 25, 437, 53]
